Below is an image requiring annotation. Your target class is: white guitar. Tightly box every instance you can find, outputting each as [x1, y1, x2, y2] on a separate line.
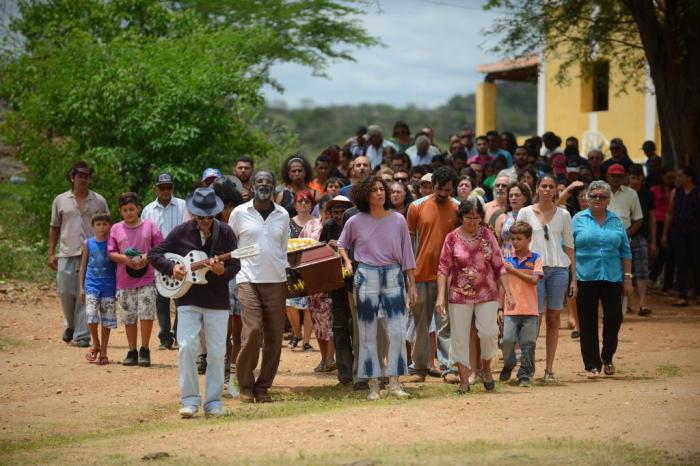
[156, 244, 259, 299]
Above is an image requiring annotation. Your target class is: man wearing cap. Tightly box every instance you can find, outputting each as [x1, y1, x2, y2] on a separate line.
[148, 188, 239, 418]
[406, 167, 460, 382]
[229, 170, 290, 403]
[365, 125, 397, 169]
[141, 172, 186, 350]
[48, 161, 109, 347]
[418, 173, 434, 198]
[607, 163, 644, 236]
[201, 168, 223, 187]
[320, 195, 355, 384]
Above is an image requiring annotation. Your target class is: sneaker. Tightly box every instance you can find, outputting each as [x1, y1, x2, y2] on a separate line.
[499, 367, 513, 382]
[302, 342, 314, 352]
[586, 368, 599, 379]
[179, 405, 198, 418]
[544, 371, 557, 383]
[366, 379, 381, 401]
[75, 340, 91, 348]
[205, 407, 229, 418]
[288, 336, 300, 349]
[197, 353, 207, 374]
[518, 377, 530, 387]
[62, 328, 74, 343]
[570, 330, 580, 339]
[138, 347, 151, 367]
[122, 349, 138, 366]
[158, 340, 174, 350]
[387, 376, 410, 399]
[603, 363, 616, 376]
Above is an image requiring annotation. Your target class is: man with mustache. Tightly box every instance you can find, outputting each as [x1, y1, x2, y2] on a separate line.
[229, 170, 290, 403]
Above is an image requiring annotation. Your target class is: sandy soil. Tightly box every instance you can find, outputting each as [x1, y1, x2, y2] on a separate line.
[1, 283, 699, 464]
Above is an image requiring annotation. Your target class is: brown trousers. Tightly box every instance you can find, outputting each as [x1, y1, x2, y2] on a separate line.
[236, 282, 287, 392]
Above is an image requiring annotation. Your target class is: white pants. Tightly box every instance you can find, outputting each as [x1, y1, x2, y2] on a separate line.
[448, 301, 499, 367]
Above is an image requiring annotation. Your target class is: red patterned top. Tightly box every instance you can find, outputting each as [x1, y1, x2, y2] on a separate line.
[437, 225, 506, 304]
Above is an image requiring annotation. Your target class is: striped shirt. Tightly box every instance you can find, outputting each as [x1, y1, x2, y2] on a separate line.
[141, 197, 186, 238]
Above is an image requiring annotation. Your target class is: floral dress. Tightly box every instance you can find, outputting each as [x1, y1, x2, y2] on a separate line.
[300, 218, 333, 341]
[499, 211, 516, 258]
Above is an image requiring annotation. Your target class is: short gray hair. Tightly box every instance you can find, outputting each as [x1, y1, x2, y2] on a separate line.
[415, 135, 431, 146]
[587, 180, 612, 198]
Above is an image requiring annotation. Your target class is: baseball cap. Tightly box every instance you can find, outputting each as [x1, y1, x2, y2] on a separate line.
[154, 172, 174, 186]
[201, 168, 222, 181]
[607, 163, 626, 175]
[419, 173, 433, 184]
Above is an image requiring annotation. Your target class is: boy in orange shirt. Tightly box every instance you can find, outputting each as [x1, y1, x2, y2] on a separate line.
[498, 221, 543, 387]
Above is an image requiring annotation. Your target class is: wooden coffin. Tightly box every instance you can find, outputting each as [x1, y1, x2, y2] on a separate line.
[287, 243, 344, 297]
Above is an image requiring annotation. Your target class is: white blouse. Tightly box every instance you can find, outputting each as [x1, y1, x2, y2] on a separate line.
[516, 206, 573, 268]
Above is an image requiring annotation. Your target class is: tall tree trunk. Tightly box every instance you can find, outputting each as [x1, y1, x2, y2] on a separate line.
[626, 0, 700, 178]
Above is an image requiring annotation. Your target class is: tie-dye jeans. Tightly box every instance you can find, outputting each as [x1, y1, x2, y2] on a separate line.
[354, 263, 408, 379]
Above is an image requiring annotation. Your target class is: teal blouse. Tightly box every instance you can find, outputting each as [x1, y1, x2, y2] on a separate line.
[572, 209, 632, 282]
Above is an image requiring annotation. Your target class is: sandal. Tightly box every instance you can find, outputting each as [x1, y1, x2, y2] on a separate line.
[96, 356, 110, 366]
[638, 307, 652, 316]
[457, 383, 470, 395]
[85, 348, 99, 363]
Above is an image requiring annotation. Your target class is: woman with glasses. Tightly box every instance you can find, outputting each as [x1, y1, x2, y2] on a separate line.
[338, 175, 417, 401]
[286, 190, 316, 351]
[572, 181, 632, 378]
[516, 174, 576, 383]
[435, 199, 513, 394]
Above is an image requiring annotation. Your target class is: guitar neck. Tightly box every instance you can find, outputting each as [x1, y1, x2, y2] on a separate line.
[190, 252, 231, 272]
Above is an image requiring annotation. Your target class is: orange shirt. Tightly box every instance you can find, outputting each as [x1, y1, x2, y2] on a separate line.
[406, 196, 459, 282]
[504, 251, 543, 316]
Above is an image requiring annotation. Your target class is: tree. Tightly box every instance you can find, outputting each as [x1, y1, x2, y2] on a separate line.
[0, 0, 378, 233]
[484, 0, 700, 176]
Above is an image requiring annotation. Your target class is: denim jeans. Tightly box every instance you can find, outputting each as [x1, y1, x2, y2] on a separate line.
[57, 256, 90, 343]
[501, 315, 538, 380]
[156, 293, 174, 344]
[354, 263, 408, 379]
[176, 307, 228, 412]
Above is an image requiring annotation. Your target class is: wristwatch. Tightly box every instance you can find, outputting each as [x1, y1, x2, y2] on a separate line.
[624, 272, 633, 279]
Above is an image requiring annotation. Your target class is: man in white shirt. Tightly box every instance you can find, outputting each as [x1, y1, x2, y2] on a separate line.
[141, 172, 186, 350]
[365, 125, 397, 169]
[407, 135, 439, 167]
[229, 170, 290, 403]
[607, 164, 643, 234]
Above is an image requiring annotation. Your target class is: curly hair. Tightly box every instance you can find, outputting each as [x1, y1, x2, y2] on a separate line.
[505, 182, 532, 212]
[280, 154, 313, 185]
[351, 175, 392, 213]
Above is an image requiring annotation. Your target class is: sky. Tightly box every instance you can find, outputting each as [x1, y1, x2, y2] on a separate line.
[263, 0, 506, 109]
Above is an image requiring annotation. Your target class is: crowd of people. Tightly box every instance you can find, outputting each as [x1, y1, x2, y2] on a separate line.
[48, 122, 699, 418]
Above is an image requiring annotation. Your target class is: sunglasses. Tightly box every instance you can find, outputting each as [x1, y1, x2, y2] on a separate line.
[543, 224, 550, 241]
[394, 177, 408, 182]
[296, 199, 312, 205]
[589, 194, 609, 201]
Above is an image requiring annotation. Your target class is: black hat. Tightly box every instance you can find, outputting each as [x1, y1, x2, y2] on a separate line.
[154, 172, 174, 186]
[186, 188, 223, 217]
[66, 160, 93, 181]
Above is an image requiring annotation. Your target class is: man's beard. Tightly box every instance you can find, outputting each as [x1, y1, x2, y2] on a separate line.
[255, 186, 272, 201]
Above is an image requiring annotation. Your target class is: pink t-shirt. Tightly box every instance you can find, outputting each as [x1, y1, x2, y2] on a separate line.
[108, 220, 163, 289]
[437, 226, 506, 304]
[650, 185, 670, 222]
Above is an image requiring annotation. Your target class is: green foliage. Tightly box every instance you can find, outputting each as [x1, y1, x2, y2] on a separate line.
[483, 0, 647, 93]
[0, 0, 375, 236]
[266, 82, 537, 156]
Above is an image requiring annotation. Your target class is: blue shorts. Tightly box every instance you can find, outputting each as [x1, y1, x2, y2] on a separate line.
[537, 266, 569, 313]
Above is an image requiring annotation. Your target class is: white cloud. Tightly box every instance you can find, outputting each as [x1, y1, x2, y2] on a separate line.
[263, 0, 505, 108]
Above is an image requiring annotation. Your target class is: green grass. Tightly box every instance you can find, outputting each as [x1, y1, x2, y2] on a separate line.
[0, 335, 32, 352]
[656, 364, 681, 377]
[0, 182, 53, 284]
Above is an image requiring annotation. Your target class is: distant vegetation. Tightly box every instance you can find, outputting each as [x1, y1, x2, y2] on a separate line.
[266, 81, 537, 156]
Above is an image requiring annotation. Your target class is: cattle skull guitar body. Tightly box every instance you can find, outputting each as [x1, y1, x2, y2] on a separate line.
[156, 244, 259, 299]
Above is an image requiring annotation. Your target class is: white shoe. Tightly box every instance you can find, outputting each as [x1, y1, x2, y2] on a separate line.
[387, 376, 410, 399]
[179, 405, 198, 418]
[366, 378, 381, 401]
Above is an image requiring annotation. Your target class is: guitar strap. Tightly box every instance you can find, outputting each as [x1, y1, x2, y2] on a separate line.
[208, 220, 220, 258]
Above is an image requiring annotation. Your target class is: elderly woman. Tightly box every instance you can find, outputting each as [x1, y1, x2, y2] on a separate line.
[435, 199, 514, 394]
[572, 181, 632, 378]
[338, 175, 418, 401]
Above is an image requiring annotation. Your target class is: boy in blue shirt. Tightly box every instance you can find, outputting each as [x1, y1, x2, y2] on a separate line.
[498, 221, 543, 387]
[79, 212, 117, 365]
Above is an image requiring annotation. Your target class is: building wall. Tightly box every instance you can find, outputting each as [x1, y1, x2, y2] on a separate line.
[543, 55, 658, 163]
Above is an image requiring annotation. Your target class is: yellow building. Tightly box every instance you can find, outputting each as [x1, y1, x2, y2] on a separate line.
[475, 54, 660, 162]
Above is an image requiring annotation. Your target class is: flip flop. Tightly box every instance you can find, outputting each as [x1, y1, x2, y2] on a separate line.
[85, 348, 99, 363]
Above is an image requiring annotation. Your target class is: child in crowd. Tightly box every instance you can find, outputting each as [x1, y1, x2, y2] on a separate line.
[108, 192, 163, 367]
[498, 221, 543, 387]
[79, 211, 116, 365]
